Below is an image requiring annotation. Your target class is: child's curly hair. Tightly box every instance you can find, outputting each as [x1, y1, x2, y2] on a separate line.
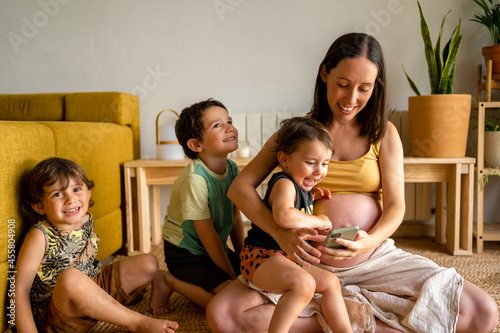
[273, 117, 335, 156]
[175, 98, 227, 160]
[22, 157, 95, 222]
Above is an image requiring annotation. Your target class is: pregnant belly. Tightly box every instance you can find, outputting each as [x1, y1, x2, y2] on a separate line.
[313, 193, 382, 267]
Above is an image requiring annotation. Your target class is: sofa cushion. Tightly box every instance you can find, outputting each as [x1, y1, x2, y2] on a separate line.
[65, 92, 139, 125]
[65, 92, 141, 158]
[0, 122, 56, 264]
[0, 93, 66, 121]
[94, 209, 124, 260]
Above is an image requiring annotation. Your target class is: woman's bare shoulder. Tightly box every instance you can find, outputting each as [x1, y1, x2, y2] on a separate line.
[381, 121, 403, 151]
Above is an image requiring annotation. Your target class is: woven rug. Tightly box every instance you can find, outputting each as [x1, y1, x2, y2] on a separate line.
[92, 238, 500, 333]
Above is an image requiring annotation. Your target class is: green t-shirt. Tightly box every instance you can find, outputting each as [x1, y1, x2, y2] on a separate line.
[162, 158, 239, 256]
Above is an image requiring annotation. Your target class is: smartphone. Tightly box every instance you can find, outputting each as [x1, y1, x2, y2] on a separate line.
[324, 226, 359, 249]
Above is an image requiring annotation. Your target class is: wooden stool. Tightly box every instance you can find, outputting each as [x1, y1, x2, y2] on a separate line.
[477, 59, 500, 102]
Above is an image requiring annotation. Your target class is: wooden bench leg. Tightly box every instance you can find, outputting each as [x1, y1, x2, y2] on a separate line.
[435, 182, 446, 245]
[151, 185, 163, 246]
[137, 167, 152, 253]
[446, 164, 460, 255]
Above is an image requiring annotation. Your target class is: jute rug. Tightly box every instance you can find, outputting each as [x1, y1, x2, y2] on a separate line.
[92, 238, 500, 332]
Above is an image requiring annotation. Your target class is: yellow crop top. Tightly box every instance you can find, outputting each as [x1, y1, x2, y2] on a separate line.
[317, 141, 382, 201]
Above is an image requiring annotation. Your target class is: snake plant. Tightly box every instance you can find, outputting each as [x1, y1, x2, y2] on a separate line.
[402, 1, 462, 95]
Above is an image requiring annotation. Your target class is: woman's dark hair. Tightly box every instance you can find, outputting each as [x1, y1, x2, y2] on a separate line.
[175, 98, 227, 160]
[23, 157, 94, 221]
[309, 32, 387, 144]
[273, 117, 334, 156]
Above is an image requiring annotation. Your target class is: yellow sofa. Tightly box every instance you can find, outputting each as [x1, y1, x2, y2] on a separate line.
[0, 92, 140, 330]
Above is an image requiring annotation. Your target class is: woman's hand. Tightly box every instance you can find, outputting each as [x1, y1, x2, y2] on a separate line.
[275, 227, 327, 266]
[317, 229, 374, 261]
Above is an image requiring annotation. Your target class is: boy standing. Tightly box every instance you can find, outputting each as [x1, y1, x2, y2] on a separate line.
[160, 98, 244, 308]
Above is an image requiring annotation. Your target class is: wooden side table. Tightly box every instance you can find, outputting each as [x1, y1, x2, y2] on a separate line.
[124, 157, 475, 256]
[124, 158, 252, 255]
[403, 157, 475, 255]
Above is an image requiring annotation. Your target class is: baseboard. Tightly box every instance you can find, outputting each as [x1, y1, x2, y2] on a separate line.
[393, 223, 435, 238]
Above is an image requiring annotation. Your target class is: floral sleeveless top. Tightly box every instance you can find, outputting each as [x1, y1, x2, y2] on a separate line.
[29, 212, 102, 320]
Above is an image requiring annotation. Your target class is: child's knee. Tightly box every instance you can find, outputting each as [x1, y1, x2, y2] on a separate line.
[55, 267, 86, 293]
[326, 271, 340, 286]
[136, 253, 159, 276]
[288, 270, 316, 296]
[315, 270, 340, 292]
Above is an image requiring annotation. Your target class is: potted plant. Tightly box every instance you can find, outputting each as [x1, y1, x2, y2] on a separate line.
[484, 110, 500, 167]
[402, 1, 471, 158]
[471, 0, 500, 75]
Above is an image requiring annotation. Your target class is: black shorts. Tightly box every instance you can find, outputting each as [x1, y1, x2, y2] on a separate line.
[163, 240, 240, 291]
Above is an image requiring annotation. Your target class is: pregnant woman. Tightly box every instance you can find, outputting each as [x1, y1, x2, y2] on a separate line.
[206, 33, 498, 333]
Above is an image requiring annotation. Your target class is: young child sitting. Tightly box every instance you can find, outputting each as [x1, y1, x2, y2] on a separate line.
[160, 98, 245, 309]
[15, 157, 178, 333]
[240, 117, 353, 333]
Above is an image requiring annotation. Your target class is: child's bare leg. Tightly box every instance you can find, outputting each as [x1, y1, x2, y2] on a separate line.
[151, 270, 215, 312]
[304, 265, 353, 333]
[149, 270, 175, 315]
[252, 256, 315, 333]
[207, 280, 324, 333]
[118, 253, 159, 293]
[117, 253, 174, 314]
[52, 267, 179, 332]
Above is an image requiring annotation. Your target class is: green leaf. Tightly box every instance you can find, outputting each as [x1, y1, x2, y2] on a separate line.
[418, 1, 439, 94]
[485, 112, 500, 131]
[439, 20, 461, 93]
[402, 64, 421, 96]
[435, 11, 450, 89]
[470, 0, 500, 44]
[441, 62, 455, 94]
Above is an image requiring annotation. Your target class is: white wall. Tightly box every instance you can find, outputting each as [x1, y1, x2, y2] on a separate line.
[0, 0, 488, 156]
[1, 0, 498, 223]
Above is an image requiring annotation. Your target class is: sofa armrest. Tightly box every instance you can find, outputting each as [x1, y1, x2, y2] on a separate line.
[65, 92, 141, 159]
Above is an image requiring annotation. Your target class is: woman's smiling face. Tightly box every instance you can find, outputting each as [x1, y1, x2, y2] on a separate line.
[321, 56, 378, 122]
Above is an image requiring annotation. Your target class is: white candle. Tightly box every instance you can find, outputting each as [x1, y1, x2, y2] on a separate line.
[236, 142, 251, 158]
[157, 144, 185, 160]
[158, 124, 177, 142]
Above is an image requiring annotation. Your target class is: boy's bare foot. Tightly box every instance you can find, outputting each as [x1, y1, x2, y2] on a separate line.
[135, 316, 179, 333]
[150, 270, 175, 315]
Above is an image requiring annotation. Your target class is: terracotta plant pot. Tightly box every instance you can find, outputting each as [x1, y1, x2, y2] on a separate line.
[482, 45, 500, 75]
[409, 94, 471, 158]
[484, 131, 500, 168]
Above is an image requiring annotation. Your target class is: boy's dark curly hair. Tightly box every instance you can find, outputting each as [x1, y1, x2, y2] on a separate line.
[175, 98, 227, 160]
[22, 157, 95, 222]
